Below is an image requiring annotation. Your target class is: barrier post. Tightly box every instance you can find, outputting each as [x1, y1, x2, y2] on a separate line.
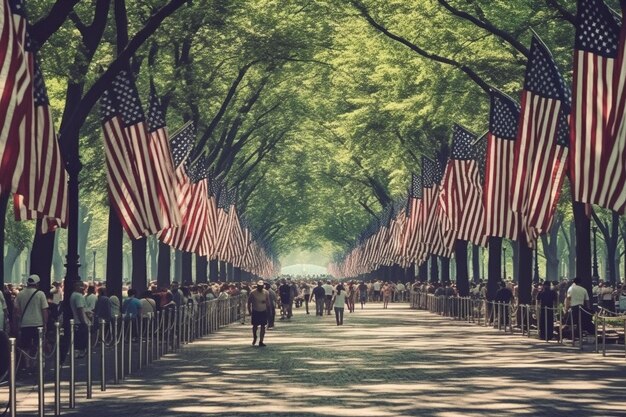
[623, 319, 626, 359]
[114, 316, 119, 384]
[138, 317, 143, 370]
[544, 306, 548, 342]
[9, 338, 16, 417]
[173, 307, 178, 352]
[38, 327, 44, 417]
[87, 322, 93, 398]
[526, 305, 531, 338]
[578, 308, 583, 351]
[594, 314, 598, 353]
[120, 318, 125, 380]
[100, 319, 106, 391]
[69, 319, 75, 409]
[602, 316, 606, 356]
[54, 322, 61, 416]
[128, 318, 133, 375]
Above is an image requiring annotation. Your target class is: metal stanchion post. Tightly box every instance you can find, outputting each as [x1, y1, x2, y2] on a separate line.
[578, 308, 583, 350]
[623, 319, 626, 359]
[570, 310, 575, 347]
[120, 318, 125, 380]
[602, 316, 606, 356]
[138, 317, 143, 371]
[173, 307, 178, 351]
[128, 318, 133, 375]
[9, 338, 16, 417]
[55, 322, 61, 416]
[87, 323, 93, 399]
[114, 316, 119, 384]
[558, 308, 563, 344]
[100, 320, 106, 391]
[520, 305, 525, 335]
[526, 305, 531, 338]
[38, 327, 44, 417]
[156, 311, 161, 359]
[497, 303, 502, 331]
[544, 306, 548, 342]
[69, 319, 75, 409]
[594, 314, 598, 353]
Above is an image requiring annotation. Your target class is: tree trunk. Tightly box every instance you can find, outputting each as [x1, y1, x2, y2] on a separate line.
[52, 232, 64, 282]
[429, 254, 439, 283]
[510, 241, 519, 282]
[574, 202, 592, 295]
[487, 237, 502, 301]
[455, 240, 470, 296]
[226, 262, 234, 282]
[407, 263, 416, 282]
[132, 237, 147, 295]
[196, 255, 208, 283]
[174, 249, 182, 281]
[472, 244, 480, 283]
[440, 256, 450, 282]
[0, 192, 8, 286]
[209, 259, 219, 282]
[233, 266, 242, 282]
[418, 261, 428, 281]
[517, 235, 532, 305]
[157, 241, 171, 288]
[181, 251, 192, 285]
[3, 246, 22, 284]
[568, 221, 576, 279]
[219, 260, 227, 281]
[29, 221, 55, 297]
[106, 205, 123, 300]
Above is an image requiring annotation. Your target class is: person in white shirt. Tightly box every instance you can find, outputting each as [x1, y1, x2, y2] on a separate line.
[322, 281, 334, 315]
[396, 282, 406, 302]
[84, 285, 98, 320]
[565, 277, 593, 334]
[14, 275, 49, 362]
[373, 281, 381, 302]
[331, 284, 347, 326]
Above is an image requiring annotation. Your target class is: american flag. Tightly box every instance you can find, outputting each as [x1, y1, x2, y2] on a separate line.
[403, 173, 424, 261]
[0, 0, 30, 196]
[484, 89, 520, 240]
[603, 0, 626, 213]
[429, 155, 455, 258]
[157, 122, 195, 250]
[147, 82, 181, 229]
[420, 156, 438, 255]
[13, 59, 68, 232]
[440, 125, 488, 246]
[511, 35, 570, 246]
[570, 0, 622, 210]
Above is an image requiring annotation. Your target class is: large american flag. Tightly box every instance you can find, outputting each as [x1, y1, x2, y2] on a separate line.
[420, 156, 438, 256]
[0, 0, 30, 196]
[147, 82, 181, 229]
[431, 156, 456, 258]
[511, 35, 570, 246]
[603, 0, 626, 213]
[402, 173, 423, 262]
[440, 125, 488, 246]
[484, 89, 520, 240]
[570, 0, 622, 210]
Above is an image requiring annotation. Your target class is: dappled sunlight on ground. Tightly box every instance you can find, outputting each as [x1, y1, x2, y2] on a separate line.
[15, 303, 626, 416]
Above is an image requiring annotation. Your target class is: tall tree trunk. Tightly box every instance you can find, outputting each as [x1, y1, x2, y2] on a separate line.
[196, 254, 207, 283]
[78, 204, 92, 278]
[157, 241, 171, 288]
[219, 260, 227, 281]
[517, 235, 532, 305]
[233, 266, 242, 282]
[29, 220, 55, 297]
[429, 254, 439, 283]
[568, 221, 576, 279]
[574, 202, 592, 295]
[106, 205, 123, 300]
[174, 249, 182, 281]
[487, 237, 502, 301]
[510, 240, 519, 282]
[181, 251, 192, 285]
[418, 261, 428, 281]
[472, 244, 480, 283]
[0, 192, 8, 286]
[132, 237, 147, 295]
[407, 262, 416, 282]
[440, 256, 450, 282]
[52, 232, 64, 282]
[455, 240, 469, 296]
[209, 259, 219, 282]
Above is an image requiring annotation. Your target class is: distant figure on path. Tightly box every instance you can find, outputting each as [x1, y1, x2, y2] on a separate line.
[323, 281, 334, 315]
[537, 281, 557, 341]
[312, 282, 325, 316]
[332, 285, 346, 325]
[264, 282, 277, 329]
[382, 283, 392, 309]
[248, 280, 270, 347]
[358, 281, 368, 309]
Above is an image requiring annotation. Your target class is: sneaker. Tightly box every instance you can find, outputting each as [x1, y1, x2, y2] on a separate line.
[258, 342, 266, 347]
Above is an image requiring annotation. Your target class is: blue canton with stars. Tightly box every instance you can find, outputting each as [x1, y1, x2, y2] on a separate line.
[524, 36, 571, 112]
[147, 83, 166, 132]
[169, 122, 195, 168]
[556, 108, 570, 148]
[411, 173, 423, 199]
[451, 124, 478, 161]
[575, 0, 620, 58]
[187, 155, 209, 184]
[99, 87, 117, 122]
[33, 60, 49, 107]
[489, 90, 520, 140]
[473, 134, 488, 184]
[422, 157, 436, 189]
[112, 71, 146, 127]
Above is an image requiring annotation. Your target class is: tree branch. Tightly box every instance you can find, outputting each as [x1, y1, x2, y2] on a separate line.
[545, 0, 576, 25]
[30, 0, 82, 49]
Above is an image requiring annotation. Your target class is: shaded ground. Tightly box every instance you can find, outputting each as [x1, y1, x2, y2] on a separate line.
[11, 302, 626, 416]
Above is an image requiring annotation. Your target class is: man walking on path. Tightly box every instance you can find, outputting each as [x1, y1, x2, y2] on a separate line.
[248, 280, 270, 347]
[323, 280, 334, 315]
[312, 282, 326, 316]
[14, 274, 48, 366]
[358, 281, 368, 309]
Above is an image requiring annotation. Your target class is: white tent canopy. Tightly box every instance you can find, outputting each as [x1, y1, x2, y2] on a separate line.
[280, 264, 327, 276]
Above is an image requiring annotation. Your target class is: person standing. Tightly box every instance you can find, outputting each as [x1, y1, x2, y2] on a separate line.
[69, 281, 91, 357]
[300, 281, 311, 315]
[312, 282, 326, 316]
[248, 280, 270, 347]
[358, 281, 368, 309]
[323, 280, 334, 315]
[373, 280, 381, 302]
[264, 282, 277, 329]
[93, 287, 112, 328]
[565, 277, 594, 334]
[332, 284, 347, 325]
[14, 275, 48, 363]
[382, 282, 392, 309]
[537, 281, 557, 341]
[346, 282, 356, 313]
[278, 280, 291, 320]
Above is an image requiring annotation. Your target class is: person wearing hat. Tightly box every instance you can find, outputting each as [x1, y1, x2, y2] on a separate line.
[247, 280, 270, 347]
[14, 274, 49, 362]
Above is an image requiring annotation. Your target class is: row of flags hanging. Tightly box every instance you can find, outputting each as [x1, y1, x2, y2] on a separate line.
[329, 0, 626, 278]
[99, 70, 279, 279]
[0, 0, 278, 278]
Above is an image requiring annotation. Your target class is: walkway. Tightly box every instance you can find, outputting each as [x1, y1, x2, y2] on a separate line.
[54, 303, 626, 417]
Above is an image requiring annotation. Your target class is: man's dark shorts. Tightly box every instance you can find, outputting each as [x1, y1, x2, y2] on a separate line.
[251, 310, 268, 326]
